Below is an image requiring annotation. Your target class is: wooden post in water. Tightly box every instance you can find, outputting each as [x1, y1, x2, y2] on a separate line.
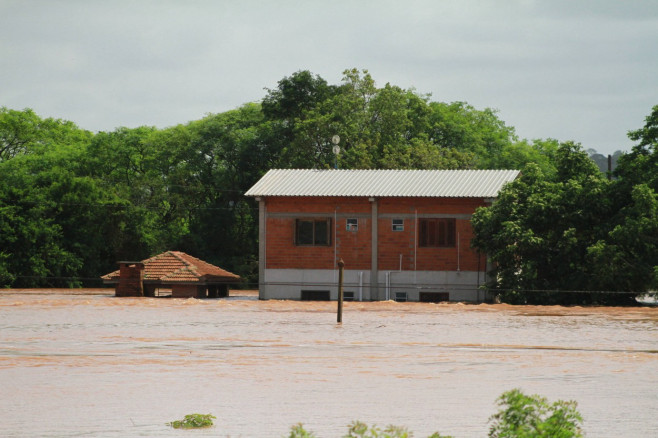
[337, 258, 345, 323]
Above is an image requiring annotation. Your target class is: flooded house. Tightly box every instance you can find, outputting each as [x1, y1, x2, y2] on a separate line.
[102, 251, 240, 298]
[245, 169, 519, 302]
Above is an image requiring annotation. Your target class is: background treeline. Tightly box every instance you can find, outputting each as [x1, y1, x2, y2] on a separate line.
[1, 69, 655, 303]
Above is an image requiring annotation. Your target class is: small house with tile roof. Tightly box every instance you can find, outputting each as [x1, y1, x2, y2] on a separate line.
[245, 169, 519, 302]
[102, 251, 240, 298]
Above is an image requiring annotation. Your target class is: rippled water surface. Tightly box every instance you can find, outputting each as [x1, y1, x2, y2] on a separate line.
[1, 289, 657, 437]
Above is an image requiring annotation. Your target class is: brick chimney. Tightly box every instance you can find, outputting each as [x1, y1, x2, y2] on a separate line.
[115, 262, 145, 297]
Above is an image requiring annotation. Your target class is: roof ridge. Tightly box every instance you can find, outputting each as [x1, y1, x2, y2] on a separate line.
[192, 255, 226, 277]
[169, 251, 201, 277]
[169, 250, 191, 265]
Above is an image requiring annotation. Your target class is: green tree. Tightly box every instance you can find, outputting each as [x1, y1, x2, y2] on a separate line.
[468, 106, 658, 302]
[582, 106, 658, 295]
[0, 149, 86, 286]
[0, 110, 106, 287]
[471, 142, 622, 304]
[587, 184, 658, 292]
[0, 107, 44, 161]
[0, 107, 91, 161]
[489, 138, 559, 177]
[262, 70, 334, 123]
[615, 104, 658, 191]
[180, 104, 265, 282]
[584, 105, 658, 296]
[263, 69, 478, 170]
[426, 101, 517, 167]
[83, 126, 172, 258]
[262, 70, 337, 168]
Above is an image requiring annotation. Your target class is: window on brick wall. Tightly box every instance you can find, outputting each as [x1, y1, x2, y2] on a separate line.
[418, 218, 456, 247]
[346, 218, 358, 231]
[295, 218, 331, 246]
[392, 218, 404, 231]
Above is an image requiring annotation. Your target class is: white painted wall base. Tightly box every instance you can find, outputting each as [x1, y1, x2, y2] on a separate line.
[261, 269, 491, 302]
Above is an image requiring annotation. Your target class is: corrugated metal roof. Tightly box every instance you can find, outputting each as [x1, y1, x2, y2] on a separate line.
[245, 169, 520, 198]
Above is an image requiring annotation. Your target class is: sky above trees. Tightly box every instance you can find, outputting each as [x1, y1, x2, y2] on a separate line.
[1, 0, 656, 155]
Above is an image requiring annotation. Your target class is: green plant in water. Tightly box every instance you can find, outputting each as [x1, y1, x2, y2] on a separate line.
[345, 421, 413, 438]
[287, 422, 318, 437]
[488, 389, 583, 438]
[168, 413, 216, 429]
[285, 421, 451, 438]
[282, 388, 583, 437]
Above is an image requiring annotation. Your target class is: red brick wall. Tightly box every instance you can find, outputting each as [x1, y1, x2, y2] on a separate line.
[377, 216, 415, 271]
[116, 263, 144, 297]
[412, 219, 484, 271]
[336, 216, 371, 270]
[266, 216, 339, 269]
[267, 197, 371, 214]
[172, 284, 202, 298]
[265, 196, 487, 271]
[377, 198, 486, 271]
[265, 197, 372, 270]
[378, 197, 485, 214]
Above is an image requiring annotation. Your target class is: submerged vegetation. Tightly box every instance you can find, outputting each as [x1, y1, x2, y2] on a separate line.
[0, 68, 656, 304]
[167, 413, 215, 429]
[488, 389, 583, 438]
[285, 389, 582, 437]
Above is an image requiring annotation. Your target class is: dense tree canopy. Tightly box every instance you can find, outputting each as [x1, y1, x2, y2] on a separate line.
[0, 71, 655, 303]
[472, 106, 658, 303]
[260, 69, 515, 170]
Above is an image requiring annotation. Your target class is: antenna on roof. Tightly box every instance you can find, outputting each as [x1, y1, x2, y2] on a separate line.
[331, 135, 340, 169]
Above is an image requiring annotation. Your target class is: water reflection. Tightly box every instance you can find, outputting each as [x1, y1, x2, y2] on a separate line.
[0, 290, 657, 437]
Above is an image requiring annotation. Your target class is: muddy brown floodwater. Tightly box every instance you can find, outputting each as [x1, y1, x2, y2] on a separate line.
[0, 289, 657, 437]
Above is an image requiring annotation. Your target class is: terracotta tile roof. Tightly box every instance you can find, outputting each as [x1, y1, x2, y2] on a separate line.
[101, 251, 240, 283]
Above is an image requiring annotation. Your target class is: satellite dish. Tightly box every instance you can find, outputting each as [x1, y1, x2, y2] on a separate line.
[331, 135, 340, 145]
